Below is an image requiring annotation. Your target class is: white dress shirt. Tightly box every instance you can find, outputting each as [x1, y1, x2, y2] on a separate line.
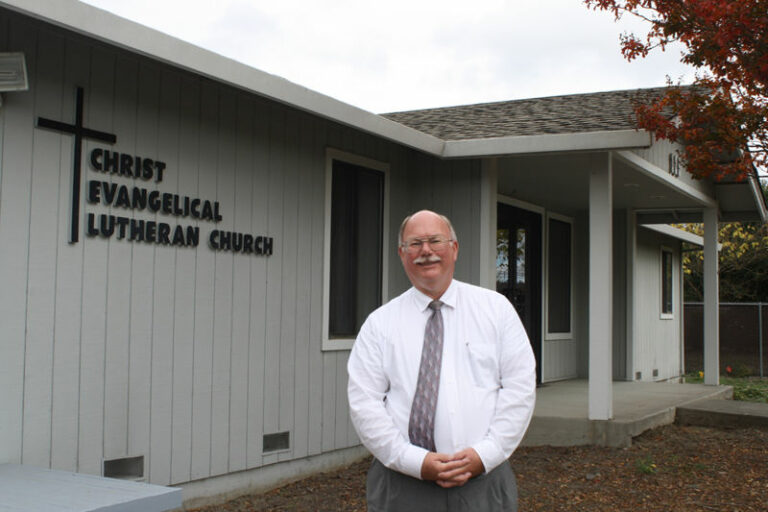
[347, 279, 536, 480]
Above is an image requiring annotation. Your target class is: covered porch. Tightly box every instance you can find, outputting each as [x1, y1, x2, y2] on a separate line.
[482, 146, 765, 421]
[386, 88, 767, 425]
[521, 379, 732, 447]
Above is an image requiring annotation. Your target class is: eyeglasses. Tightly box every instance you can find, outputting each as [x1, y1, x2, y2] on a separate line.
[401, 236, 454, 254]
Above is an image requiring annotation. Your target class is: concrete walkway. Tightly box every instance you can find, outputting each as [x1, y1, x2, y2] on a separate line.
[521, 379, 732, 448]
[677, 398, 768, 429]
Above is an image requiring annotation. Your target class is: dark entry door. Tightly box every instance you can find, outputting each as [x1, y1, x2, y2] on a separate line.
[496, 203, 542, 384]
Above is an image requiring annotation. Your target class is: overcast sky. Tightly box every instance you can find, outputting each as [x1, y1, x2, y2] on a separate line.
[80, 0, 696, 114]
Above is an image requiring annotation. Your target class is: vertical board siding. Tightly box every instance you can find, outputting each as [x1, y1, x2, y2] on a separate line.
[77, 44, 114, 477]
[306, 116, 325, 457]
[245, 96, 269, 471]
[277, 109, 299, 463]
[50, 34, 89, 473]
[22, 26, 63, 469]
[635, 229, 681, 380]
[291, 111, 314, 461]
[228, 92, 255, 473]
[612, 210, 628, 380]
[127, 62, 161, 474]
[0, 10, 487, 489]
[0, 15, 36, 466]
[574, 213, 590, 377]
[189, 80, 217, 482]
[210, 88, 237, 477]
[261, 103, 285, 468]
[170, 74, 200, 485]
[103, 54, 138, 463]
[148, 69, 182, 486]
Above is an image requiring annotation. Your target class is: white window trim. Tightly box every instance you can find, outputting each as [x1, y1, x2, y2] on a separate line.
[660, 245, 674, 320]
[322, 148, 390, 351]
[544, 212, 574, 341]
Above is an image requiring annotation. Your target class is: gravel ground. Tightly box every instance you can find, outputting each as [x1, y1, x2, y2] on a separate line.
[190, 424, 768, 512]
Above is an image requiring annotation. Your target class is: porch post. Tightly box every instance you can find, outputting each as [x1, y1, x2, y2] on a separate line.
[589, 154, 613, 420]
[703, 207, 719, 385]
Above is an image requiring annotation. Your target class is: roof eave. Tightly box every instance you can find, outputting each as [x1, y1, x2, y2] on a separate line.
[441, 129, 652, 158]
[1, 0, 445, 155]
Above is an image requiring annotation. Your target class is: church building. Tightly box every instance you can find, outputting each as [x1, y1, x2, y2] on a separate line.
[1, 0, 765, 506]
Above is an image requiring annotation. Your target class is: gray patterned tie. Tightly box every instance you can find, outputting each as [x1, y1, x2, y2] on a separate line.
[408, 300, 444, 452]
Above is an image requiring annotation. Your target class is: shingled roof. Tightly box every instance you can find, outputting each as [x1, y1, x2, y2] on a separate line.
[382, 87, 671, 141]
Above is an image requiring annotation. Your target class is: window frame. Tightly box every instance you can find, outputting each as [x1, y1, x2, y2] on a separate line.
[660, 245, 674, 320]
[544, 212, 574, 340]
[322, 148, 389, 351]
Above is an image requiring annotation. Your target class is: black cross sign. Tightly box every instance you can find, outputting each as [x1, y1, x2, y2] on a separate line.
[37, 87, 117, 243]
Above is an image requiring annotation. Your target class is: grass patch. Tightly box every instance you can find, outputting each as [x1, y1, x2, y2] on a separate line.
[685, 373, 768, 403]
[635, 457, 658, 475]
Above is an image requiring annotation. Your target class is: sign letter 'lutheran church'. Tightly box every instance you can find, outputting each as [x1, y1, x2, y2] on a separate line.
[1, 1, 765, 509]
[36, 86, 274, 255]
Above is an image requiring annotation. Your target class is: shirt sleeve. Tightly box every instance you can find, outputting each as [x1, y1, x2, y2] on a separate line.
[471, 297, 537, 473]
[347, 316, 428, 479]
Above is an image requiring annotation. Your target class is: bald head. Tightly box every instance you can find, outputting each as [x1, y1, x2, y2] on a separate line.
[398, 210, 457, 247]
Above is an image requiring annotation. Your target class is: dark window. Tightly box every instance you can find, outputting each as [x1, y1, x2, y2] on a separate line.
[547, 218, 571, 334]
[329, 160, 384, 338]
[661, 249, 673, 315]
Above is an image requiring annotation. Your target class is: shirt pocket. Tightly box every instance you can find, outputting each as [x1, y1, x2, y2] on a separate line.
[465, 341, 499, 389]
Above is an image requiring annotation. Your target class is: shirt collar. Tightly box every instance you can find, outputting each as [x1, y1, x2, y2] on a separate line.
[411, 279, 457, 312]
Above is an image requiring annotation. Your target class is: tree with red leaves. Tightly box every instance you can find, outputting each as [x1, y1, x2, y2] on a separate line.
[584, 0, 768, 181]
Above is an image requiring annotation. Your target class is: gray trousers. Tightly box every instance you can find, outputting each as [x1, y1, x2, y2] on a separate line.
[366, 458, 518, 512]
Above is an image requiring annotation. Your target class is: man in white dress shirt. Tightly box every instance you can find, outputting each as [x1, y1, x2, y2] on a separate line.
[347, 210, 536, 511]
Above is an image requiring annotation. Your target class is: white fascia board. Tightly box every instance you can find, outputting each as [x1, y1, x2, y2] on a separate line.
[1, 0, 445, 155]
[640, 224, 722, 249]
[615, 150, 717, 207]
[442, 129, 652, 158]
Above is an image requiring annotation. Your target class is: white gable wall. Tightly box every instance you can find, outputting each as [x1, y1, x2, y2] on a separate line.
[631, 138, 715, 200]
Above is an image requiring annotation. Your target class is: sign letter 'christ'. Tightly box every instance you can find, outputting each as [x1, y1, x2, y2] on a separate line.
[37, 87, 117, 243]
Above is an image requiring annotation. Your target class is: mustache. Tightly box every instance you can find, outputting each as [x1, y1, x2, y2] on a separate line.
[413, 254, 442, 264]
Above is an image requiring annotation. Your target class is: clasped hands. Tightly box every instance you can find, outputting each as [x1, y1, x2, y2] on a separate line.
[420, 448, 485, 488]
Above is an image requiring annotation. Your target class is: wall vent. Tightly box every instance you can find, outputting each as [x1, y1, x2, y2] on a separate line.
[103, 455, 144, 481]
[263, 432, 290, 453]
[653, 369, 659, 377]
[635, 371, 642, 380]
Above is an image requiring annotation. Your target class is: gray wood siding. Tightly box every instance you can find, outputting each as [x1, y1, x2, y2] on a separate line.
[612, 210, 628, 380]
[633, 228, 682, 381]
[0, 9, 483, 486]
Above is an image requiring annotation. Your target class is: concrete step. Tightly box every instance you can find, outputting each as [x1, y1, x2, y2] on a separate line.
[0, 464, 181, 512]
[676, 399, 768, 429]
